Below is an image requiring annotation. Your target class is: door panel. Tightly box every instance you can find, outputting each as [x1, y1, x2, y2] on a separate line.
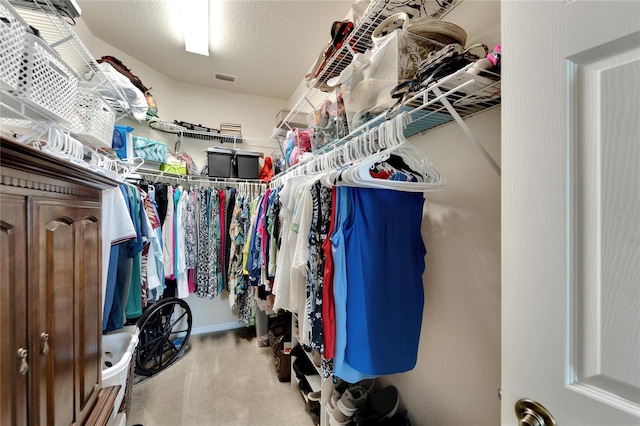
[0, 195, 28, 426]
[573, 51, 640, 407]
[44, 214, 76, 426]
[31, 199, 102, 425]
[75, 216, 102, 423]
[502, 0, 640, 424]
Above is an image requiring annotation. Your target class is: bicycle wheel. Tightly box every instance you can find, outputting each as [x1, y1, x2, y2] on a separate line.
[135, 297, 192, 376]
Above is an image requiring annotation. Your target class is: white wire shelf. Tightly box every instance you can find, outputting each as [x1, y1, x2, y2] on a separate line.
[309, 0, 462, 92]
[8, 0, 132, 118]
[0, 89, 116, 150]
[271, 0, 464, 141]
[147, 118, 273, 150]
[272, 65, 501, 179]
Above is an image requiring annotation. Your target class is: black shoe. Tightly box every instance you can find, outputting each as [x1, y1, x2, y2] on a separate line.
[354, 386, 400, 425]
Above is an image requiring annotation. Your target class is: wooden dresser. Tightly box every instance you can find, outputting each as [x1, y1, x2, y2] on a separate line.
[1, 137, 119, 425]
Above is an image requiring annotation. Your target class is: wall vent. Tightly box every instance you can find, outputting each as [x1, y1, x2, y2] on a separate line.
[213, 73, 237, 83]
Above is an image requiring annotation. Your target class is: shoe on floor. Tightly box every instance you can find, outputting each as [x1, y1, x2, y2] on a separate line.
[353, 385, 400, 425]
[329, 378, 349, 409]
[353, 378, 375, 393]
[327, 403, 351, 426]
[334, 385, 372, 422]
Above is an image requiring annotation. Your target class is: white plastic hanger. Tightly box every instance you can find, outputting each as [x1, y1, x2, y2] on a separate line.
[331, 115, 444, 192]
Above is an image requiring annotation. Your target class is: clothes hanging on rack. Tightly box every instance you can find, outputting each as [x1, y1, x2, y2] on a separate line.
[228, 195, 249, 309]
[103, 183, 166, 332]
[101, 186, 137, 330]
[163, 185, 175, 278]
[141, 189, 164, 305]
[270, 178, 427, 380]
[268, 122, 440, 380]
[101, 168, 270, 330]
[183, 189, 198, 293]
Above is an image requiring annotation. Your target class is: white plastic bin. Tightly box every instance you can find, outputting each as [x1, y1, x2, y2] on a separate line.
[70, 85, 116, 148]
[17, 33, 78, 123]
[102, 327, 139, 424]
[0, 1, 28, 91]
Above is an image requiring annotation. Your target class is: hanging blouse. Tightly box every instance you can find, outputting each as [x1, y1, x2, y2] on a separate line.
[162, 186, 175, 278]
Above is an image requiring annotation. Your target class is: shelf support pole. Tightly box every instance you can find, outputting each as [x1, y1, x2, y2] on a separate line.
[49, 35, 74, 49]
[432, 86, 501, 177]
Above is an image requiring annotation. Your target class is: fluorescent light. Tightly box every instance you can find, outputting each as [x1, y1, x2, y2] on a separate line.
[182, 0, 209, 56]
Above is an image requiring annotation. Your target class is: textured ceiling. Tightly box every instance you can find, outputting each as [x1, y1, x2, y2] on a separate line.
[77, 0, 353, 101]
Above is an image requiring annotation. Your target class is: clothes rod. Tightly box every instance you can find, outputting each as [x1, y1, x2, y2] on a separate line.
[132, 170, 266, 186]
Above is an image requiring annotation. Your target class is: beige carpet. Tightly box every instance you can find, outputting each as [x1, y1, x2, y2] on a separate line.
[127, 327, 315, 426]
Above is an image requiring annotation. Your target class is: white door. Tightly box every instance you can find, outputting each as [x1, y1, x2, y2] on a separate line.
[502, 0, 640, 425]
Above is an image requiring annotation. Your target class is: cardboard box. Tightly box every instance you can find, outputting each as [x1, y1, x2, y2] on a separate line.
[275, 109, 308, 129]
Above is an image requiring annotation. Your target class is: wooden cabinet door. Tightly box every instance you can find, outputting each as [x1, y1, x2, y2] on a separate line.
[73, 206, 102, 426]
[30, 199, 102, 426]
[0, 194, 28, 426]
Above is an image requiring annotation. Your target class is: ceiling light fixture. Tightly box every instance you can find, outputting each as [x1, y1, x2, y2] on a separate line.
[182, 0, 209, 56]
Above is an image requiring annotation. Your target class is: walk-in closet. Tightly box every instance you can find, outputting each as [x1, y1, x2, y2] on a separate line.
[1, 0, 638, 425]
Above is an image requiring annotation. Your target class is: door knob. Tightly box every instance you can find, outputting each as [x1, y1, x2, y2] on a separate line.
[515, 399, 556, 426]
[17, 348, 29, 375]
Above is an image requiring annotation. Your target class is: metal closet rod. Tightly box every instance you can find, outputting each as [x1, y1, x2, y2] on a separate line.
[133, 170, 266, 188]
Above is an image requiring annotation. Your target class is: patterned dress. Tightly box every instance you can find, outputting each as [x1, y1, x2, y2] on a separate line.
[209, 190, 221, 297]
[228, 195, 246, 309]
[306, 181, 333, 355]
[195, 188, 210, 297]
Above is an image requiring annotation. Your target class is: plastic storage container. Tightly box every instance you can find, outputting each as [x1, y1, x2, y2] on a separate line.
[0, 1, 28, 91]
[132, 135, 168, 163]
[102, 328, 139, 424]
[234, 150, 260, 179]
[70, 86, 116, 148]
[112, 125, 134, 160]
[207, 146, 233, 178]
[343, 29, 442, 132]
[16, 33, 78, 123]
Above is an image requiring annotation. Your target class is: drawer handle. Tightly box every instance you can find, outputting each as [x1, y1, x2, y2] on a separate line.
[41, 332, 49, 356]
[17, 348, 29, 375]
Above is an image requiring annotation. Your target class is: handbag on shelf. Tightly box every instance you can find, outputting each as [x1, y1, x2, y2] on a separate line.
[305, 20, 356, 91]
[415, 43, 488, 83]
[97, 55, 151, 94]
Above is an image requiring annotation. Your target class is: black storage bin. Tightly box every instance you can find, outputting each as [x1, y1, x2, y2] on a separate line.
[234, 150, 260, 179]
[207, 147, 233, 178]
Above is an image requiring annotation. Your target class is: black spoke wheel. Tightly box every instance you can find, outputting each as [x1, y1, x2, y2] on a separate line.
[135, 297, 192, 376]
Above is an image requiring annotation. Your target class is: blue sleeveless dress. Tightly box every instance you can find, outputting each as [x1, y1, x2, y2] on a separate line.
[343, 187, 426, 375]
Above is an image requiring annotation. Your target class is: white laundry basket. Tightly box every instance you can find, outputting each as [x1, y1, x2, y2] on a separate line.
[102, 327, 139, 424]
[16, 32, 78, 123]
[70, 85, 116, 148]
[0, 1, 28, 91]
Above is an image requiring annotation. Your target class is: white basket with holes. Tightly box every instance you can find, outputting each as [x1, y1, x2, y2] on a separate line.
[0, 1, 28, 91]
[102, 327, 139, 424]
[16, 32, 78, 123]
[70, 86, 116, 147]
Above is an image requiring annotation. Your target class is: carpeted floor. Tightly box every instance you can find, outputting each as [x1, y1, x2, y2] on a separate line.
[127, 327, 315, 426]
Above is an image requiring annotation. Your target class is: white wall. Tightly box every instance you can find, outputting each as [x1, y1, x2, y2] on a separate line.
[77, 17, 286, 168]
[76, 18, 286, 333]
[379, 108, 501, 425]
